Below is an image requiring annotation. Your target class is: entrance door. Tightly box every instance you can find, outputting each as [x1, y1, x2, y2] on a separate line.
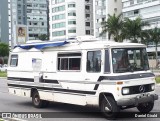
[85, 50, 102, 91]
[32, 58, 42, 83]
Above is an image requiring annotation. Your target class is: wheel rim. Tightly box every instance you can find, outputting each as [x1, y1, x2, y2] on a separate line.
[34, 94, 40, 105]
[103, 100, 113, 115]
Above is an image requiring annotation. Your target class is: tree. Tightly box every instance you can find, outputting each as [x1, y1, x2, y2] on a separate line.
[122, 17, 149, 43]
[0, 43, 9, 57]
[147, 27, 160, 67]
[0, 43, 9, 64]
[38, 34, 49, 41]
[140, 30, 150, 45]
[100, 14, 124, 42]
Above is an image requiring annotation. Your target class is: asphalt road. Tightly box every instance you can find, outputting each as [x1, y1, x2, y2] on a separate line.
[0, 78, 160, 121]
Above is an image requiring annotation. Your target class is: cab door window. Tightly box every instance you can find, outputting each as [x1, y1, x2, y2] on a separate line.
[87, 51, 101, 72]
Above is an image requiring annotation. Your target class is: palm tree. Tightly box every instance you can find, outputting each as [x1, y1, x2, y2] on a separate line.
[148, 27, 160, 67]
[100, 14, 124, 42]
[122, 17, 149, 43]
[140, 29, 150, 45]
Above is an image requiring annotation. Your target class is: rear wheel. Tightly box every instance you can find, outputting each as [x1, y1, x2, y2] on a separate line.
[100, 96, 120, 119]
[32, 91, 49, 108]
[137, 102, 154, 113]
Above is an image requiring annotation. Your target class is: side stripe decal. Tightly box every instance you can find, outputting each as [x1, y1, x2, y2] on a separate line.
[8, 84, 96, 95]
[93, 73, 155, 90]
[8, 77, 59, 84]
[7, 77, 34, 82]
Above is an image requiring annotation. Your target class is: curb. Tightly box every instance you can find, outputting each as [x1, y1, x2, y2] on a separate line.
[0, 77, 7, 79]
[156, 83, 160, 86]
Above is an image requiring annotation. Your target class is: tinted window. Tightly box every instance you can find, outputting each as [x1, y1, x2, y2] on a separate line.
[112, 48, 149, 73]
[58, 53, 81, 71]
[87, 51, 101, 72]
[10, 55, 18, 67]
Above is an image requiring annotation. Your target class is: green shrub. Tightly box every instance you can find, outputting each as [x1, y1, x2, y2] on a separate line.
[155, 76, 160, 84]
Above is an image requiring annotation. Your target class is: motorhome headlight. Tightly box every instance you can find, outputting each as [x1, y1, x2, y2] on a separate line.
[122, 88, 130, 95]
[151, 84, 155, 91]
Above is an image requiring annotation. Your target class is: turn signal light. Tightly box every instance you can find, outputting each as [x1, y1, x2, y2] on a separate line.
[116, 81, 123, 85]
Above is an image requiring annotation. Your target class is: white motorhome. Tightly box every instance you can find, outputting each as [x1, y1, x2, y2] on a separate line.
[7, 36, 158, 118]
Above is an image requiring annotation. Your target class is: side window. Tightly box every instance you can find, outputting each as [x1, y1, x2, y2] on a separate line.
[58, 53, 81, 71]
[10, 55, 18, 67]
[87, 50, 101, 72]
[105, 50, 110, 73]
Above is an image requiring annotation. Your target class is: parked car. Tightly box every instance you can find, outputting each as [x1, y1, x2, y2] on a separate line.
[0, 64, 7, 72]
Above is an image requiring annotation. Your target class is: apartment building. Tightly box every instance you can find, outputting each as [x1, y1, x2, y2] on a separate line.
[9, 0, 48, 43]
[122, 0, 160, 28]
[122, 0, 160, 56]
[0, 9, 1, 41]
[0, 0, 9, 43]
[27, 0, 48, 40]
[49, 0, 94, 40]
[49, 0, 122, 40]
[94, 0, 122, 39]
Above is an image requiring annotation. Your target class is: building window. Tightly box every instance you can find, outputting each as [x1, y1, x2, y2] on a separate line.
[134, 9, 139, 15]
[52, 22, 66, 29]
[52, 5, 65, 13]
[130, 0, 134, 5]
[114, 8, 117, 12]
[52, 14, 65, 20]
[58, 53, 81, 71]
[85, 22, 90, 26]
[68, 4, 76, 8]
[33, 22, 37, 25]
[87, 51, 101, 72]
[10, 55, 18, 67]
[102, 18, 105, 21]
[52, 30, 66, 37]
[85, 0, 89, 2]
[68, 20, 76, 25]
[68, 12, 76, 16]
[53, 0, 65, 4]
[86, 30, 90, 35]
[85, 14, 90, 18]
[85, 5, 90, 10]
[68, 29, 76, 33]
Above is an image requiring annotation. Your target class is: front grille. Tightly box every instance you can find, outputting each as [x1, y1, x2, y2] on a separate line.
[122, 83, 154, 95]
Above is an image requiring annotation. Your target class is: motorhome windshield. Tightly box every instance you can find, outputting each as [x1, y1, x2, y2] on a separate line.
[112, 48, 149, 73]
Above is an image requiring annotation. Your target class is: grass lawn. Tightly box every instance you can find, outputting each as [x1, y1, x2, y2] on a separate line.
[0, 72, 7, 77]
[156, 76, 160, 84]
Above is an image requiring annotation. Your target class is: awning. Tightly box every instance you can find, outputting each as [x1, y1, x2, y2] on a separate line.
[14, 41, 69, 50]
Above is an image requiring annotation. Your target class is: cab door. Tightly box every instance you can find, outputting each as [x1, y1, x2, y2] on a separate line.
[84, 50, 103, 91]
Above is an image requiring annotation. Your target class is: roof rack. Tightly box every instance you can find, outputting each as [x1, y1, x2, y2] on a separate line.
[68, 36, 99, 43]
[14, 36, 99, 50]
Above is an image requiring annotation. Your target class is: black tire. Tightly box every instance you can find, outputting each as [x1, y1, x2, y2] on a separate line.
[137, 102, 154, 113]
[100, 96, 120, 119]
[32, 91, 49, 108]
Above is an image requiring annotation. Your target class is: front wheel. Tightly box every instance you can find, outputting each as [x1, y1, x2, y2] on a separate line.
[100, 96, 120, 119]
[32, 91, 49, 108]
[137, 102, 154, 113]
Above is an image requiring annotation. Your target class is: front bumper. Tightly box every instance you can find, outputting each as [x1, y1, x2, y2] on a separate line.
[117, 94, 158, 106]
